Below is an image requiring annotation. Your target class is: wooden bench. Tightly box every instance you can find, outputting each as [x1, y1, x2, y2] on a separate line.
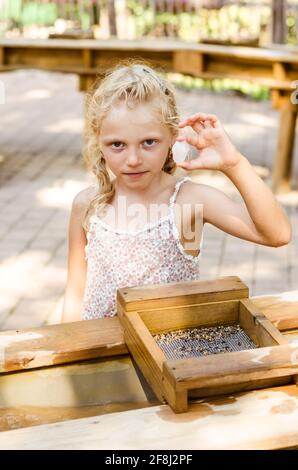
[0, 38, 297, 193]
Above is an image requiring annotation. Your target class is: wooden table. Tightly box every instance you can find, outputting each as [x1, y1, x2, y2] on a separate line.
[0, 288, 297, 450]
[0, 38, 297, 193]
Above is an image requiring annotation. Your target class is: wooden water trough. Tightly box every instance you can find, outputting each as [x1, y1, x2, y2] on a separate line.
[0, 276, 298, 449]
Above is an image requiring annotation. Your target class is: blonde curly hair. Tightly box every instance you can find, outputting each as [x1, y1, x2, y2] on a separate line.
[83, 60, 180, 231]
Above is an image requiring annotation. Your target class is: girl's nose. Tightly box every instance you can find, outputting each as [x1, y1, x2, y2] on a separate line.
[126, 149, 142, 166]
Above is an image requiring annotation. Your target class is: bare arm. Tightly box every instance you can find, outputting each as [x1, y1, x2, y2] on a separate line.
[219, 154, 291, 246]
[61, 192, 88, 323]
[194, 161, 291, 247]
[177, 113, 292, 247]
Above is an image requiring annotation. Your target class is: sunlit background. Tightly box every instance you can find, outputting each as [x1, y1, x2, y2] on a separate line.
[0, 1, 298, 332]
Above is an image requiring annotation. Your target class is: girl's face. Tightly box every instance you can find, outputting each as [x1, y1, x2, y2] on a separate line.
[98, 99, 175, 187]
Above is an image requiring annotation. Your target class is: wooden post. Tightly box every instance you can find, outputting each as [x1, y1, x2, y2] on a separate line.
[272, 96, 298, 193]
[0, 47, 4, 66]
[271, 62, 287, 109]
[81, 48, 95, 93]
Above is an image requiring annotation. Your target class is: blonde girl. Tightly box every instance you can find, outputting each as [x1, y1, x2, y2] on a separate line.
[61, 61, 291, 322]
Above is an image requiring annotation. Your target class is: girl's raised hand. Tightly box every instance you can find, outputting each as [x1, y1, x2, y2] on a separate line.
[176, 113, 242, 173]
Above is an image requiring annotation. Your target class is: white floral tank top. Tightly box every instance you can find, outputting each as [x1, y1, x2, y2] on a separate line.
[81, 176, 203, 320]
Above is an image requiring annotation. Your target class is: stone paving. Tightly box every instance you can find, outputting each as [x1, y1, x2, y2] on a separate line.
[0, 70, 297, 331]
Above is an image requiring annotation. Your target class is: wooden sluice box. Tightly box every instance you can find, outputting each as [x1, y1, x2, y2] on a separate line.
[0, 275, 297, 437]
[117, 276, 298, 413]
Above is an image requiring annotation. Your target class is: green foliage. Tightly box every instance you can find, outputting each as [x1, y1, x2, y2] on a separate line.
[287, 14, 298, 45]
[167, 73, 270, 101]
[0, 1, 293, 99]
[2, 1, 57, 26]
[1, 1, 297, 46]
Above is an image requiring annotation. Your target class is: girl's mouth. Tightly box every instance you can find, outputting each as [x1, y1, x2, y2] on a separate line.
[123, 171, 148, 177]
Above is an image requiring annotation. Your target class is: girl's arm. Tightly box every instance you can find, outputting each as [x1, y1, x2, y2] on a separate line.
[192, 173, 290, 247]
[61, 191, 88, 323]
[177, 113, 292, 247]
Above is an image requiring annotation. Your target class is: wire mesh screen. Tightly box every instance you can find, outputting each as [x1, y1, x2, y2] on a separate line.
[154, 324, 257, 360]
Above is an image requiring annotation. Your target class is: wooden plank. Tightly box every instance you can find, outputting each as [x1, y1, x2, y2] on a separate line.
[239, 299, 260, 345]
[239, 299, 287, 346]
[121, 311, 166, 403]
[0, 384, 297, 449]
[138, 300, 239, 334]
[1, 39, 298, 85]
[0, 64, 97, 74]
[188, 376, 292, 399]
[192, 71, 294, 91]
[173, 50, 204, 76]
[283, 329, 298, 344]
[251, 290, 298, 331]
[256, 318, 289, 346]
[0, 318, 127, 373]
[0, 63, 295, 92]
[117, 276, 248, 312]
[163, 343, 298, 392]
[1, 38, 298, 64]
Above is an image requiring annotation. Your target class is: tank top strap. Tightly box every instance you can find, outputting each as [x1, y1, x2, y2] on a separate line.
[168, 176, 192, 208]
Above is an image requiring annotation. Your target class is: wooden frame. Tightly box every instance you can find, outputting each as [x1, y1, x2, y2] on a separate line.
[118, 276, 298, 413]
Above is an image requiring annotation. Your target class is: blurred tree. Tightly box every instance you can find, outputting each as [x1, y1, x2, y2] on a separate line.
[107, 0, 117, 35]
[272, 0, 286, 43]
[200, 0, 224, 9]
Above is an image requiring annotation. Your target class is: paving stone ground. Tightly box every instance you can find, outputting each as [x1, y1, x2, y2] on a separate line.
[0, 70, 297, 330]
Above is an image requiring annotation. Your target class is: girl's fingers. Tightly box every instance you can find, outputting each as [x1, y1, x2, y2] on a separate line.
[179, 113, 220, 129]
[206, 114, 220, 128]
[176, 158, 204, 171]
[187, 112, 218, 124]
[203, 120, 213, 129]
[177, 134, 205, 150]
[179, 112, 207, 125]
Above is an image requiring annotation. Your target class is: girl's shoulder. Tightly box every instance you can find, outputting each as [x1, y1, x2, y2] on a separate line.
[72, 184, 98, 208]
[183, 179, 228, 205]
[72, 184, 99, 226]
[177, 179, 215, 225]
[176, 177, 207, 204]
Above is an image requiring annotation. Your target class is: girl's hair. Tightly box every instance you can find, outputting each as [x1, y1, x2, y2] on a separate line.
[83, 60, 180, 231]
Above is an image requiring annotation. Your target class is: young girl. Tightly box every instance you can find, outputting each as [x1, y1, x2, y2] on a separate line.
[61, 61, 291, 323]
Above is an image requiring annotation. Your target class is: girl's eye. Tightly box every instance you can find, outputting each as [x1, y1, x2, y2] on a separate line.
[143, 139, 157, 147]
[111, 142, 123, 149]
[110, 140, 157, 150]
